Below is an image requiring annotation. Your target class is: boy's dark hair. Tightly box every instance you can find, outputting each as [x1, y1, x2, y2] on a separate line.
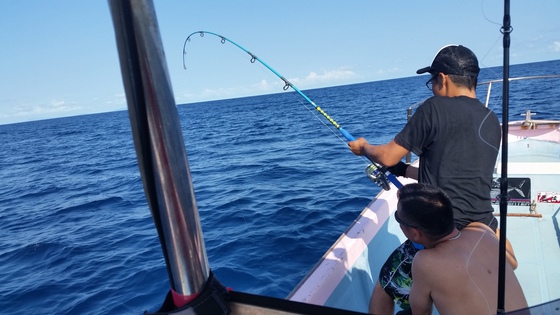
[398, 183, 455, 240]
[448, 74, 478, 90]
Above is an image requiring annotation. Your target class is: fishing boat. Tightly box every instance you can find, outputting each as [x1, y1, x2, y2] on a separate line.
[288, 75, 560, 314]
[109, 0, 559, 314]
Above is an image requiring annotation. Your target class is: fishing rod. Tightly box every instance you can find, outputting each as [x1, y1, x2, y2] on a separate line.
[497, 0, 512, 312]
[182, 30, 402, 191]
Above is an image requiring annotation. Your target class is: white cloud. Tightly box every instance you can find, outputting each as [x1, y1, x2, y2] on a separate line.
[0, 99, 86, 125]
[105, 94, 127, 107]
[50, 99, 69, 109]
[376, 67, 400, 76]
[283, 68, 359, 89]
[198, 86, 253, 99]
[252, 79, 278, 92]
[527, 35, 545, 48]
[179, 79, 285, 103]
[551, 41, 560, 52]
[177, 67, 359, 104]
[18, 100, 81, 115]
[304, 68, 357, 83]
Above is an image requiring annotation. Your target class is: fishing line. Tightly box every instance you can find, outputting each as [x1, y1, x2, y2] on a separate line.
[298, 99, 372, 165]
[478, 111, 500, 152]
[182, 31, 402, 190]
[480, 0, 502, 28]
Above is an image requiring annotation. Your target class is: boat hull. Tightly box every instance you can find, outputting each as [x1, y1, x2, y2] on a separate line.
[289, 119, 560, 314]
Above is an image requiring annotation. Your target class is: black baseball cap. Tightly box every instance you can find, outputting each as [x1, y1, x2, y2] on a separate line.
[416, 45, 480, 77]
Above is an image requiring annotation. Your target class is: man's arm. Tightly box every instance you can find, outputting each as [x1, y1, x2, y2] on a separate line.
[348, 139, 409, 167]
[409, 253, 433, 315]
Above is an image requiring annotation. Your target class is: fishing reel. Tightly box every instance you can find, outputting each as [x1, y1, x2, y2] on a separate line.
[365, 163, 391, 191]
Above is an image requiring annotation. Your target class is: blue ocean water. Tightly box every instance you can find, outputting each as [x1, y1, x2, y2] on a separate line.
[1, 60, 559, 314]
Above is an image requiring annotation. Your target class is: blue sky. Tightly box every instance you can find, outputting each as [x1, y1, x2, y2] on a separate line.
[1, 1, 559, 125]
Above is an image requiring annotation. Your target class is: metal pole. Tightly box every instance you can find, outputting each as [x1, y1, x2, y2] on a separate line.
[108, 0, 210, 307]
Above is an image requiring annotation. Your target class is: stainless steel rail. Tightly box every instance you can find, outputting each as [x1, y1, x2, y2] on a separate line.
[108, 0, 209, 304]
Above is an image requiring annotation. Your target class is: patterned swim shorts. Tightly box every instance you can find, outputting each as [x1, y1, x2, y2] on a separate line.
[378, 240, 421, 310]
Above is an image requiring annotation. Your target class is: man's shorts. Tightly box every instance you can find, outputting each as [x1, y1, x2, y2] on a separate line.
[378, 240, 420, 310]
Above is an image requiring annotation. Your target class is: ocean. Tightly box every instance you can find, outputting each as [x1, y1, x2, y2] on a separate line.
[1, 60, 559, 314]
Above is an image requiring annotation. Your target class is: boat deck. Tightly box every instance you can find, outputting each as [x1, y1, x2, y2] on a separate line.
[501, 208, 560, 310]
[493, 137, 560, 310]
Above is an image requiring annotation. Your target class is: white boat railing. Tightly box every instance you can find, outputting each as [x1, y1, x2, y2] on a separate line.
[479, 74, 560, 108]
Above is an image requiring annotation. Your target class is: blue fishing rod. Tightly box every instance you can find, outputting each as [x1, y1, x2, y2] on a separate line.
[182, 31, 402, 191]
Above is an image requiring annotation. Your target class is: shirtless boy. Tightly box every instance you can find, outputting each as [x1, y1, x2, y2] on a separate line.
[394, 183, 528, 315]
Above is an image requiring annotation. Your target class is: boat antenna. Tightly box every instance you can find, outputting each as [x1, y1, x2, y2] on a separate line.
[497, 0, 512, 313]
[182, 31, 402, 191]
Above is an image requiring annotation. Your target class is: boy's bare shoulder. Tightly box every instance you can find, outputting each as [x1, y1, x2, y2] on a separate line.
[465, 221, 494, 233]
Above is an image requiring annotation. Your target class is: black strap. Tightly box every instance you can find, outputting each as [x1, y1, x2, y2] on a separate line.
[229, 291, 368, 315]
[145, 270, 371, 314]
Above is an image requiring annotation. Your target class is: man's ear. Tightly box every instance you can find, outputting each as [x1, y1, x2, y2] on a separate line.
[410, 228, 424, 243]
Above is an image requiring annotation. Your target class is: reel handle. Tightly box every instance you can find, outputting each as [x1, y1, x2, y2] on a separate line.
[365, 164, 403, 191]
[342, 129, 403, 191]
